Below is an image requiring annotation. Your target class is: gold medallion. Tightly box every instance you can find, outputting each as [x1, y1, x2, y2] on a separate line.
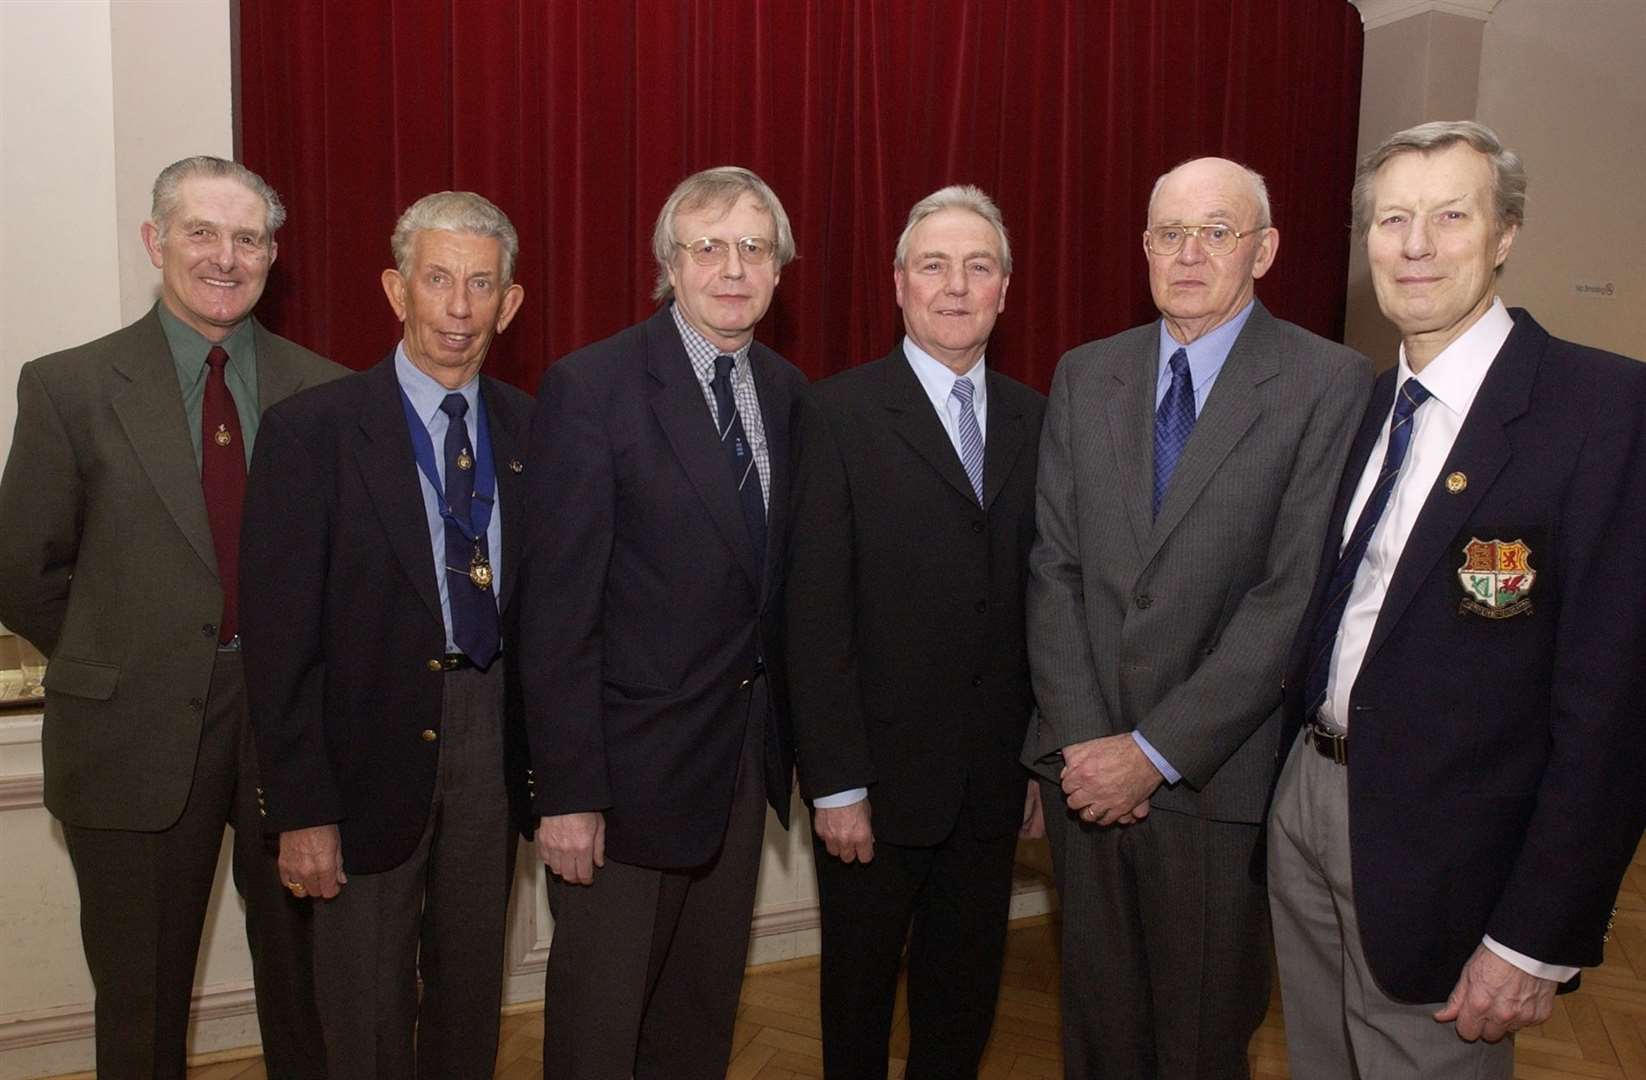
[468, 550, 493, 589]
[508, 459, 524, 473]
[456, 449, 473, 471]
[214, 424, 232, 447]
[1445, 471, 1467, 494]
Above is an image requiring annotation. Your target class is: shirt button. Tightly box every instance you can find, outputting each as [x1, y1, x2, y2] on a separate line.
[421, 729, 438, 742]
[1135, 595, 1153, 610]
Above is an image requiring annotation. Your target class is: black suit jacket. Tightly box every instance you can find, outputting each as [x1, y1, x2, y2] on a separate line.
[785, 346, 1045, 845]
[1281, 309, 1646, 1002]
[518, 306, 808, 870]
[240, 356, 536, 875]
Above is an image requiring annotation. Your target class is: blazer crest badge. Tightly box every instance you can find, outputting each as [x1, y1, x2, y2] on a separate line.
[1458, 537, 1535, 618]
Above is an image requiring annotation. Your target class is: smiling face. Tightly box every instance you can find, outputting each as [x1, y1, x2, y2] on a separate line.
[894, 207, 1010, 374]
[1144, 158, 1278, 345]
[1366, 142, 1518, 369]
[381, 229, 525, 389]
[140, 175, 276, 342]
[665, 192, 780, 352]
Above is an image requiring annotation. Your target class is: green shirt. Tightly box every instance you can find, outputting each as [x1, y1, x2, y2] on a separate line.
[158, 303, 261, 469]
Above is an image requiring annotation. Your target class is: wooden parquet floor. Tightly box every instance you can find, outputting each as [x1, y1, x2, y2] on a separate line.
[58, 839, 1646, 1080]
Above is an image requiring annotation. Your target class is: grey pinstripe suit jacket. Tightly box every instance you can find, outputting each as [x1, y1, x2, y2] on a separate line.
[1022, 301, 1371, 824]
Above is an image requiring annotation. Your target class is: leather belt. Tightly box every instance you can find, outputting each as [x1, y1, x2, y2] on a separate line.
[1304, 717, 1348, 765]
[431, 653, 474, 672]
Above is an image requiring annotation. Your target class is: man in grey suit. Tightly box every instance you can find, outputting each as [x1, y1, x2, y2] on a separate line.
[1022, 156, 1371, 1079]
[0, 156, 339, 1078]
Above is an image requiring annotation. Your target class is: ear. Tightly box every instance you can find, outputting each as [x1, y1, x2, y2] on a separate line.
[893, 264, 908, 311]
[267, 238, 278, 268]
[495, 283, 526, 333]
[1250, 227, 1280, 281]
[1493, 223, 1519, 269]
[141, 222, 165, 269]
[996, 274, 1010, 314]
[381, 268, 409, 321]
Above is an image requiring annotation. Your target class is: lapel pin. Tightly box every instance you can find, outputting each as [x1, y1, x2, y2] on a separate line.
[508, 459, 524, 473]
[1445, 471, 1467, 494]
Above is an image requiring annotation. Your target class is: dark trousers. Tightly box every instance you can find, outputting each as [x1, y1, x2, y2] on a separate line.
[62, 649, 324, 1080]
[542, 690, 769, 1080]
[1040, 779, 1270, 1080]
[813, 808, 1018, 1080]
[310, 661, 515, 1080]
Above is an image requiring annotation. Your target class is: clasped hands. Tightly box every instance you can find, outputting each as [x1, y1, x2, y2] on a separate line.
[1060, 734, 1163, 826]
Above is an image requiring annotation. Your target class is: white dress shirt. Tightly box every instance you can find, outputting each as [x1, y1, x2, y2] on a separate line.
[1321, 298, 1573, 983]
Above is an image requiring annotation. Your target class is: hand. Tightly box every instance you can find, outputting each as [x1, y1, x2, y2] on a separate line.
[1115, 798, 1151, 826]
[1434, 944, 1557, 1042]
[537, 812, 606, 885]
[1061, 735, 1164, 826]
[1020, 779, 1046, 838]
[278, 825, 346, 899]
[813, 799, 874, 864]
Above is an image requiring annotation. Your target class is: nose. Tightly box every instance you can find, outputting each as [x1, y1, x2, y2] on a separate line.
[1176, 233, 1209, 264]
[1402, 216, 1433, 260]
[720, 246, 746, 279]
[943, 263, 969, 295]
[448, 285, 473, 318]
[210, 234, 237, 270]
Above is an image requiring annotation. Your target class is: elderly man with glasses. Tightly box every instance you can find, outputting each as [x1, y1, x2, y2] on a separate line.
[518, 166, 808, 1080]
[1021, 156, 1371, 1079]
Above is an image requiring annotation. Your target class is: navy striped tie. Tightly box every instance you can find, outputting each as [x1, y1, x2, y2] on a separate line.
[951, 375, 984, 504]
[712, 355, 767, 571]
[1153, 348, 1196, 516]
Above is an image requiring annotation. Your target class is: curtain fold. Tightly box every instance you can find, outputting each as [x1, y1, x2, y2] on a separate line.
[241, 0, 1363, 392]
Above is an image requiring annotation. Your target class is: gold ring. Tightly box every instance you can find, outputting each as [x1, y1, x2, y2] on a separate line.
[287, 881, 307, 896]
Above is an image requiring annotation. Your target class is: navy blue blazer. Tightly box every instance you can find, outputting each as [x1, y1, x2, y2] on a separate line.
[1281, 309, 1646, 1002]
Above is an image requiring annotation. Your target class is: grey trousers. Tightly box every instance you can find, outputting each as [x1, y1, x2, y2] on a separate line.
[62, 649, 325, 1080]
[311, 661, 516, 1080]
[1267, 731, 1514, 1079]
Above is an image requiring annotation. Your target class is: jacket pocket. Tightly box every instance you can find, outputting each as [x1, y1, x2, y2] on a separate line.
[43, 656, 120, 700]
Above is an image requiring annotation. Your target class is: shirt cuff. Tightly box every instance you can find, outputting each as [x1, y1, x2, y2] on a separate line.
[813, 787, 869, 809]
[1482, 935, 1579, 983]
[1131, 731, 1181, 785]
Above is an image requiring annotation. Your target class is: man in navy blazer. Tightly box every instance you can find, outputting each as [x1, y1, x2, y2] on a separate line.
[1270, 121, 1646, 1079]
[519, 167, 807, 1079]
[242, 191, 537, 1077]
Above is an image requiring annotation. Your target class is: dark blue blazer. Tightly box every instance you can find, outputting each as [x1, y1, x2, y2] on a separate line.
[1281, 309, 1646, 1002]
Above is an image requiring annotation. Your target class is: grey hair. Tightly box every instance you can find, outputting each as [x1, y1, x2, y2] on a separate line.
[151, 156, 286, 238]
[1147, 159, 1272, 229]
[392, 191, 520, 283]
[893, 184, 1013, 275]
[1352, 120, 1526, 237]
[650, 166, 796, 302]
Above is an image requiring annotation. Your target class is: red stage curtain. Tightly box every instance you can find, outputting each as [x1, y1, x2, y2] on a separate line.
[239, 1, 1362, 392]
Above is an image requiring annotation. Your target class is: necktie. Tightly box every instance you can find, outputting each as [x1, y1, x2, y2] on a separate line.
[1300, 378, 1434, 718]
[712, 355, 768, 571]
[201, 346, 245, 644]
[439, 393, 499, 665]
[1153, 348, 1196, 516]
[950, 376, 985, 504]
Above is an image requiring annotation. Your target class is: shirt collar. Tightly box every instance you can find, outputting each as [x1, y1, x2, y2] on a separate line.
[902, 335, 986, 411]
[1157, 299, 1255, 393]
[670, 302, 752, 383]
[394, 341, 479, 423]
[157, 301, 257, 382]
[1394, 298, 1512, 420]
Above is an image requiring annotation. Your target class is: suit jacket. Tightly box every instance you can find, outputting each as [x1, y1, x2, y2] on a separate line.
[785, 346, 1045, 845]
[239, 356, 537, 875]
[1280, 309, 1646, 1002]
[518, 306, 808, 870]
[0, 305, 343, 830]
[1024, 301, 1371, 824]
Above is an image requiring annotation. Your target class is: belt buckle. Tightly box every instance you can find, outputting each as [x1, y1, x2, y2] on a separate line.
[1307, 719, 1348, 766]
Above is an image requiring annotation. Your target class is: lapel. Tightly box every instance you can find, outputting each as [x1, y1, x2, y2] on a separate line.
[252, 319, 309, 410]
[645, 308, 762, 589]
[353, 355, 444, 629]
[982, 369, 1027, 510]
[748, 345, 791, 606]
[482, 376, 526, 614]
[1101, 330, 1160, 558]
[883, 345, 979, 506]
[1362, 311, 1542, 666]
[109, 307, 218, 577]
[1141, 305, 1275, 566]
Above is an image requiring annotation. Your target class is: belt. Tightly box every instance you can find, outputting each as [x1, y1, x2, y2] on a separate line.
[428, 653, 474, 672]
[1303, 717, 1348, 765]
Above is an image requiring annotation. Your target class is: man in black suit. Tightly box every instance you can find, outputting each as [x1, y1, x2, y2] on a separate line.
[519, 166, 807, 1079]
[1270, 120, 1646, 1079]
[784, 185, 1045, 1079]
[241, 191, 536, 1078]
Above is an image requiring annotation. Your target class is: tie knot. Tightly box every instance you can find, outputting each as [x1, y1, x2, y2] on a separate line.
[714, 354, 737, 383]
[1168, 347, 1191, 380]
[206, 346, 230, 373]
[1394, 377, 1432, 420]
[439, 392, 469, 420]
[950, 375, 975, 407]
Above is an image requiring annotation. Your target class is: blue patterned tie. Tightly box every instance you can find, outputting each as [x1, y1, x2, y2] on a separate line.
[440, 393, 498, 665]
[951, 375, 984, 504]
[1301, 377, 1433, 718]
[712, 355, 767, 571]
[1153, 348, 1196, 516]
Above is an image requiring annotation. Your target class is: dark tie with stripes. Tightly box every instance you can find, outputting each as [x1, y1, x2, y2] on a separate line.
[1153, 348, 1195, 517]
[712, 354, 767, 574]
[439, 393, 499, 666]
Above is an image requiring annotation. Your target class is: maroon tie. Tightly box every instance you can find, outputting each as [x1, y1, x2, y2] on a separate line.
[201, 346, 245, 643]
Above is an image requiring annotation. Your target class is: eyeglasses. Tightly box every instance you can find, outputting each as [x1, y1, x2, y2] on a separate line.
[675, 236, 778, 267]
[1145, 223, 1266, 257]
